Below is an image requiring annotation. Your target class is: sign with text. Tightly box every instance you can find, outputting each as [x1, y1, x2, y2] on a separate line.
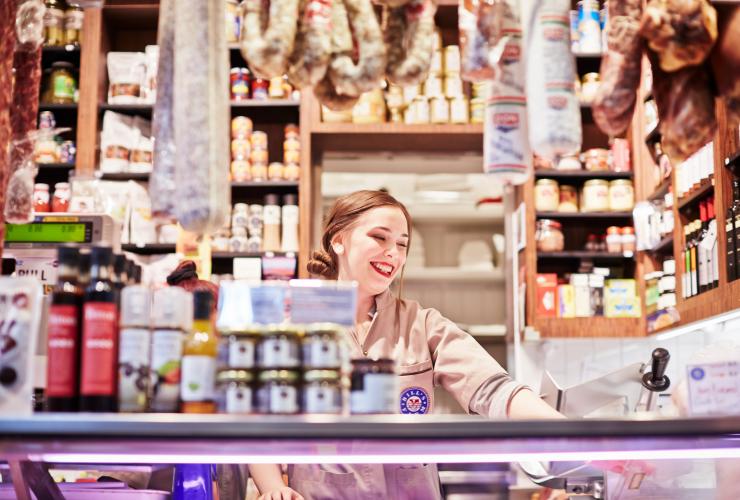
[289, 280, 357, 326]
[686, 361, 740, 416]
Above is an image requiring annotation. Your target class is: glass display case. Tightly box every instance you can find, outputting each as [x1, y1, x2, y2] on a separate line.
[0, 414, 738, 499]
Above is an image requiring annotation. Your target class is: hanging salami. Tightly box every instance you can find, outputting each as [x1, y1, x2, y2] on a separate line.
[525, 0, 582, 162]
[1, 2, 20, 247]
[484, 0, 530, 186]
[459, 0, 505, 82]
[649, 50, 716, 163]
[286, 0, 332, 89]
[240, 0, 301, 79]
[709, 5, 740, 125]
[383, 0, 437, 87]
[149, 0, 177, 220]
[173, 0, 231, 234]
[640, 0, 718, 73]
[328, 0, 386, 96]
[591, 0, 643, 137]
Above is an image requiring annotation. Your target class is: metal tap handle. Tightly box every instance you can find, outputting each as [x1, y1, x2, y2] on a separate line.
[641, 348, 670, 392]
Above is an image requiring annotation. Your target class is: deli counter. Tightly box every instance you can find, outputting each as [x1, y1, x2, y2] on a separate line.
[1, 414, 739, 499]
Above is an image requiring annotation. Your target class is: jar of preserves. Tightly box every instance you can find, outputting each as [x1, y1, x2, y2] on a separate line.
[283, 163, 300, 182]
[449, 96, 469, 124]
[606, 226, 622, 253]
[257, 370, 300, 414]
[220, 328, 260, 369]
[535, 219, 564, 252]
[580, 72, 600, 104]
[558, 185, 578, 212]
[216, 369, 254, 414]
[51, 182, 70, 212]
[583, 148, 609, 171]
[44, 0, 65, 46]
[231, 160, 251, 182]
[48, 62, 76, 104]
[303, 370, 343, 414]
[608, 179, 635, 211]
[350, 358, 397, 414]
[534, 179, 560, 211]
[34, 184, 51, 213]
[232, 116, 253, 139]
[268, 162, 284, 181]
[230, 68, 250, 100]
[251, 78, 269, 100]
[582, 179, 609, 212]
[251, 131, 268, 149]
[257, 325, 301, 368]
[231, 138, 251, 160]
[620, 226, 636, 254]
[303, 324, 343, 369]
[64, 4, 84, 47]
[430, 96, 449, 124]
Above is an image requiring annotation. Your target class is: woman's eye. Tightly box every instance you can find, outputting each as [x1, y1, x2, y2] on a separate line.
[371, 235, 385, 241]
[398, 243, 408, 248]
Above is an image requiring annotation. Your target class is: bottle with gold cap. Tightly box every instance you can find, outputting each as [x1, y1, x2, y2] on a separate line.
[180, 290, 218, 413]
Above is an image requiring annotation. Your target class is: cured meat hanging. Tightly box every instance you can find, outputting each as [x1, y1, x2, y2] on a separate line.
[459, 0, 504, 82]
[286, 0, 332, 89]
[240, 0, 301, 79]
[173, 0, 231, 234]
[1, 2, 19, 254]
[383, 0, 437, 87]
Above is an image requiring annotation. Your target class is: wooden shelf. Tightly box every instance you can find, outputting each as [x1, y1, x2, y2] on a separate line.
[230, 100, 299, 108]
[39, 103, 78, 111]
[650, 236, 674, 254]
[410, 203, 503, 223]
[534, 316, 643, 338]
[536, 211, 633, 220]
[537, 251, 633, 261]
[231, 181, 299, 188]
[402, 267, 504, 282]
[724, 149, 740, 173]
[211, 251, 296, 259]
[648, 178, 671, 202]
[677, 182, 714, 210]
[100, 172, 150, 181]
[534, 169, 633, 181]
[42, 45, 80, 53]
[573, 51, 604, 59]
[36, 162, 74, 170]
[122, 243, 176, 255]
[313, 123, 482, 135]
[645, 123, 661, 145]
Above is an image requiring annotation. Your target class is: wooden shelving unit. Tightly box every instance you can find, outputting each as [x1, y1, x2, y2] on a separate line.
[537, 251, 633, 261]
[647, 177, 671, 202]
[677, 181, 715, 210]
[534, 169, 633, 180]
[535, 211, 633, 220]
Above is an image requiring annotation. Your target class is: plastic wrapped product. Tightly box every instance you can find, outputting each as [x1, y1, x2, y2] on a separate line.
[649, 50, 716, 163]
[640, 0, 718, 73]
[328, 0, 386, 96]
[459, 0, 505, 82]
[149, 0, 177, 220]
[173, 0, 231, 234]
[286, 0, 332, 89]
[592, 0, 643, 137]
[240, 0, 301, 79]
[383, 0, 437, 87]
[525, 0, 582, 162]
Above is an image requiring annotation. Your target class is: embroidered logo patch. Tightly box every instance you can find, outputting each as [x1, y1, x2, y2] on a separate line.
[400, 387, 429, 414]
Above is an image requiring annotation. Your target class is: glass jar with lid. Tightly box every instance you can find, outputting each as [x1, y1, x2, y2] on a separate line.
[44, 0, 65, 46]
[257, 370, 300, 414]
[303, 369, 343, 414]
[620, 226, 636, 254]
[535, 179, 560, 211]
[51, 182, 70, 212]
[216, 369, 254, 414]
[256, 325, 302, 368]
[34, 183, 51, 213]
[558, 185, 578, 213]
[64, 4, 84, 47]
[583, 148, 609, 171]
[535, 219, 564, 252]
[582, 179, 609, 212]
[608, 179, 635, 211]
[350, 358, 397, 414]
[303, 323, 344, 369]
[606, 226, 622, 253]
[219, 327, 260, 369]
[48, 62, 77, 104]
[580, 72, 600, 104]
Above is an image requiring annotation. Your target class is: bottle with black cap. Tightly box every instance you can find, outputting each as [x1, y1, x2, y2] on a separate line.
[79, 245, 120, 412]
[46, 245, 83, 412]
[180, 290, 218, 414]
[125, 259, 136, 285]
[78, 250, 91, 287]
[113, 254, 128, 293]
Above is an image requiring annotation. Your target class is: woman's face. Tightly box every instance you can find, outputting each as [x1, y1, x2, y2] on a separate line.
[334, 206, 409, 296]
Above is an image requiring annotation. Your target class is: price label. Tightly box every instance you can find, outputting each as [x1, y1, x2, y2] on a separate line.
[289, 280, 357, 326]
[686, 361, 740, 416]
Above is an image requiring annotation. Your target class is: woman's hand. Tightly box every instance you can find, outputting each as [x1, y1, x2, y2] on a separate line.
[258, 486, 304, 500]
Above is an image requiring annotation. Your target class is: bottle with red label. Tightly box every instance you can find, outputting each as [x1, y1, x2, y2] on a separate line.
[46, 245, 83, 412]
[79, 246, 120, 412]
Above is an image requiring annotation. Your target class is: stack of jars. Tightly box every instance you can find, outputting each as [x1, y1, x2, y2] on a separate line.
[230, 120, 300, 183]
[33, 182, 71, 213]
[535, 178, 635, 213]
[217, 324, 347, 415]
[230, 67, 297, 101]
[43, 0, 83, 47]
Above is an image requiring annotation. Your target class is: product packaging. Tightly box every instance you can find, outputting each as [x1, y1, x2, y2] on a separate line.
[0, 277, 43, 415]
[107, 52, 147, 104]
[536, 273, 558, 318]
[604, 279, 641, 318]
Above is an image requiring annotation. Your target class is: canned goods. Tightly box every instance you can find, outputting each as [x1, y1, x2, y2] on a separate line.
[231, 116, 253, 139]
[251, 131, 268, 149]
[444, 75, 463, 98]
[216, 369, 254, 414]
[231, 160, 251, 182]
[284, 124, 299, 139]
[430, 48, 443, 76]
[284, 138, 300, 151]
[250, 148, 268, 165]
[424, 75, 443, 98]
[430, 97, 449, 124]
[268, 162, 284, 180]
[257, 326, 301, 368]
[444, 45, 461, 74]
[470, 97, 485, 124]
[269, 76, 285, 98]
[449, 96, 469, 124]
[230, 68, 250, 100]
[231, 138, 251, 160]
[257, 370, 300, 414]
[283, 163, 300, 181]
[303, 370, 343, 414]
[252, 78, 269, 100]
[407, 96, 430, 124]
[303, 324, 343, 369]
[251, 163, 268, 182]
[284, 149, 300, 165]
[403, 84, 421, 105]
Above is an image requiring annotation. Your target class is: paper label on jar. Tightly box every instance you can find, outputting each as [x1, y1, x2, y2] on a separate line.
[350, 373, 398, 414]
[118, 328, 150, 410]
[304, 385, 342, 414]
[229, 339, 255, 368]
[226, 384, 253, 414]
[150, 329, 183, 411]
[259, 337, 300, 368]
[180, 355, 216, 402]
[303, 339, 340, 368]
[270, 385, 298, 414]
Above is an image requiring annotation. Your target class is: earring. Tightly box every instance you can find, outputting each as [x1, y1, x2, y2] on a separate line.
[333, 244, 344, 255]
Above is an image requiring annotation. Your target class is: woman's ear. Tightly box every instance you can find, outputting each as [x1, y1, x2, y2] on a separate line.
[330, 235, 345, 255]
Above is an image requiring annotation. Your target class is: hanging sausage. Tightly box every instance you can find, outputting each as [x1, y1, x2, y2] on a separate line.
[525, 0, 582, 162]
[383, 0, 437, 87]
[286, 0, 332, 89]
[459, 0, 504, 82]
[591, 0, 643, 137]
[240, 0, 301, 79]
[0, 1, 19, 256]
[173, 0, 231, 234]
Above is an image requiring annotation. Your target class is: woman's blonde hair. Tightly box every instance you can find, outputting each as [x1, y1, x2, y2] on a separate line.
[307, 190, 413, 282]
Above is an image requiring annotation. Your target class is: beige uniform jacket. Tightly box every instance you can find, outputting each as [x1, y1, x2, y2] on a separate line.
[288, 290, 523, 500]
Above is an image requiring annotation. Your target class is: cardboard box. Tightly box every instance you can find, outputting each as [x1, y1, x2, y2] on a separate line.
[558, 284, 575, 318]
[604, 279, 641, 317]
[536, 274, 558, 317]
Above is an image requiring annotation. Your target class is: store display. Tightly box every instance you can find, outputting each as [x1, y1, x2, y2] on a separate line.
[592, 0, 643, 136]
[45, 246, 83, 412]
[216, 369, 253, 414]
[79, 246, 119, 412]
[118, 285, 151, 412]
[173, 0, 230, 234]
[286, 0, 332, 88]
[384, 0, 436, 86]
[240, 0, 299, 79]
[728, 180, 740, 282]
[675, 141, 713, 200]
[181, 290, 218, 413]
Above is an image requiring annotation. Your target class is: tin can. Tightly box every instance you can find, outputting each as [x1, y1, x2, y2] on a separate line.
[577, 0, 601, 53]
[250, 148, 268, 165]
[284, 138, 300, 152]
[284, 149, 300, 165]
[269, 76, 285, 98]
[232, 116, 253, 139]
[231, 138, 251, 160]
[430, 96, 449, 124]
[268, 162, 284, 180]
[251, 131, 268, 149]
[230, 68, 250, 100]
[403, 85, 421, 105]
[408, 96, 430, 124]
[470, 97, 485, 124]
[231, 160, 251, 182]
[59, 141, 76, 164]
[449, 96, 469, 124]
[251, 78, 269, 100]
[444, 75, 463, 98]
[444, 45, 461, 74]
[430, 48, 443, 76]
[424, 75, 443, 98]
